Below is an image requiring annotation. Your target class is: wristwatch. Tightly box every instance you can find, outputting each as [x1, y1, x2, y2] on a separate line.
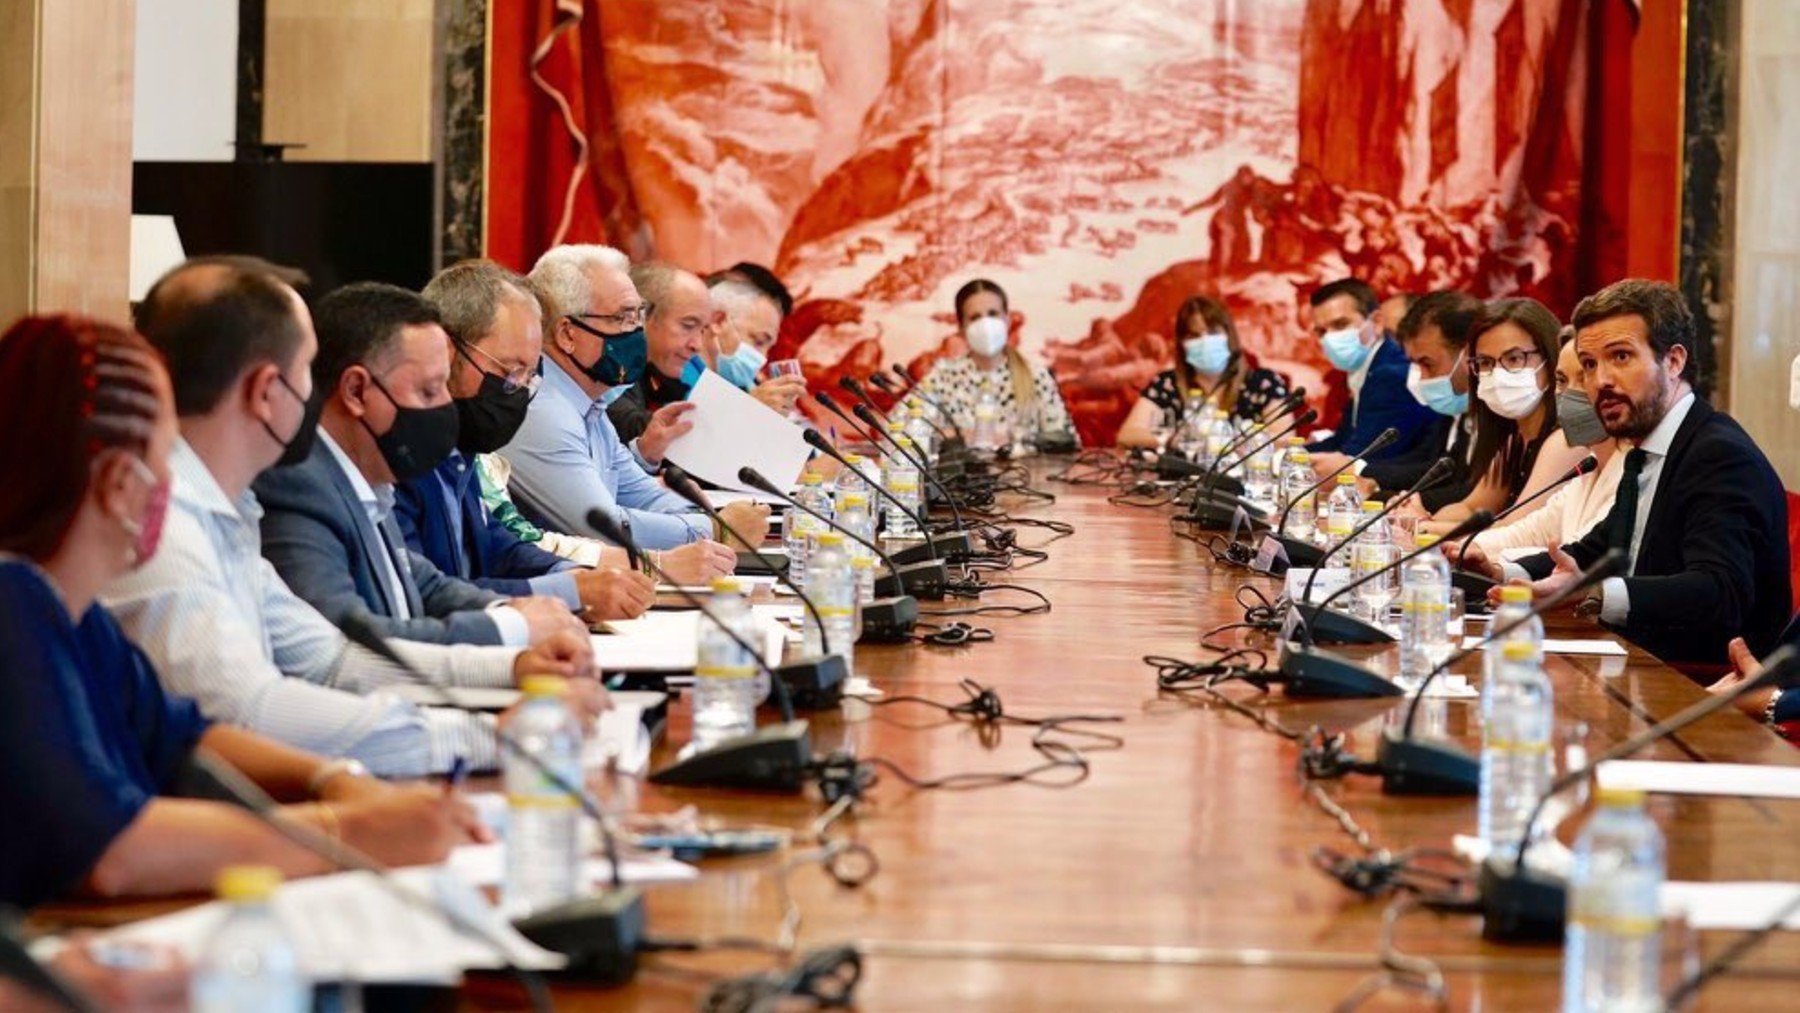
[307, 758, 370, 797]
[1764, 688, 1785, 728]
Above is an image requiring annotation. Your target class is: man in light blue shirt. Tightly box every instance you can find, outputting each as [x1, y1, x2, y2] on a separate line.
[106, 258, 603, 775]
[503, 243, 767, 557]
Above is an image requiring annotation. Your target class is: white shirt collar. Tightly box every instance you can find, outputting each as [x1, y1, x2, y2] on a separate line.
[317, 428, 394, 521]
[1636, 390, 1696, 458]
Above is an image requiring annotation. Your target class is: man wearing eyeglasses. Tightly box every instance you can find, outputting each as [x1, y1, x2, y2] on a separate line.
[393, 261, 658, 622]
[502, 244, 754, 566]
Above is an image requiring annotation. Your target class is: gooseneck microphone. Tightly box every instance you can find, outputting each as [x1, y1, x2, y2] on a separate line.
[891, 363, 968, 444]
[1173, 390, 1305, 490]
[738, 465, 946, 601]
[1371, 549, 1626, 796]
[582, 510, 817, 792]
[1296, 504, 1492, 647]
[1266, 427, 1401, 566]
[1186, 406, 1319, 523]
[801, 427, 943, 560]
[838, 375, 890, 424]
[1450, 454, 1600, 602]
[1479, 645, 1800, 942]
[849, 400, 976, 550]
[868, 371, 957, 448]
[1297, 456, 1458, 625]
[812, 386, 882, 442]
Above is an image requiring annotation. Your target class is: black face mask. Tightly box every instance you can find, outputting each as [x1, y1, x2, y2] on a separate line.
[358, 371, 460, 483]
[454, 369, 533, 455]
[567, 318, 649, 388]
[266, 372, 322, 469]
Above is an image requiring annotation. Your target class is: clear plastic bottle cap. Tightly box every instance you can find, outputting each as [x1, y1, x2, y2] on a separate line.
[216, 865, 283, 903]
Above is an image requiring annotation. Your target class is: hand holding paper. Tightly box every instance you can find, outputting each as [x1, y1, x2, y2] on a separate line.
[664, 371, 811, 494]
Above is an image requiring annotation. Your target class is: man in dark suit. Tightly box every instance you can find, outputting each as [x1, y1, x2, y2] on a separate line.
[1363, 289, 1481, 511]
[1304, 277, 1436, 469]
[396, 261, 655, 620]
[255, 283, 584, 647]
[1503, 279, 1790, 672]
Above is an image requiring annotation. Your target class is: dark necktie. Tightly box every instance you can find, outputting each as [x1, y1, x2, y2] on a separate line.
[1606, 448, 1649, 558]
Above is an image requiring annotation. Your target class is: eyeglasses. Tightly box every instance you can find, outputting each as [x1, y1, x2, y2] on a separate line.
[452, 338, 541, 395]
[1470, 348, 1545, 376]
[570, 302, 652, 332]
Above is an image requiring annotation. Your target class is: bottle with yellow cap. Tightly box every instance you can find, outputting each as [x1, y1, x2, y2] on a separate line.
[835, 493, 878, 602]
[693, 576, 762, 752]
[804, 531, 857, 675]
[504, 675, 582, 915]
[1280, 448, 1316, 538]
[833, 452, 870, 512]
[1398, 530, 1453, 686]
[1484, 583, 1544, 687]
[1324, 471, 1362, 546]
[194, 865, 307, 1012]
[882, 437, 922, 540]
[783, 471, 831, 592]
[1479, 637, 1555, 852]
[905, 400, 938, 461]
[1350, 500, 1397, 620]
[1563, 784, 1664, 1011]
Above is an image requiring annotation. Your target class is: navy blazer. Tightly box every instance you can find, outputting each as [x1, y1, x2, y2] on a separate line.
[1517, 398, 1791, 670]
[394, 452, 575, 598]
[253, 436, 508, 646]
[1307, 337, 1436, 462]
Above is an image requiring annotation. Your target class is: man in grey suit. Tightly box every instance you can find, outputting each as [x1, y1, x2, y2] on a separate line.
[255, 283, 582, 647]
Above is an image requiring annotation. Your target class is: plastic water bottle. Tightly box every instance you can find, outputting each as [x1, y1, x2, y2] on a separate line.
[804, 532, 857, 673]
[1243, 443, 1276, 507]
[883, 438, 922, 540]
[693, 578, 760, 750]
[1479, 639, 1556, 853]
[783, 471, 829, 591]
[1281, 449, 1316, 538]
[504, 676, 583, 915]
[833, 453, 869, 513]
[1562, 787, 1665, 1013]
[835, 492, 878, 602]
[905, 401, 937, 461]
[972, 379, 1003, 452]
[1397, 532, 1452, 687]
[1350, 501, 1396, 620]
[1323, 472, 1361, 547]
[1486, 584, 1544, 684]
[1205, 412, 1236, 467]
[193, 866, 308, 1013]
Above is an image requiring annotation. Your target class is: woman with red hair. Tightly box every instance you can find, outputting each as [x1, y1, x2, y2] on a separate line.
[0, 315, 486, 911]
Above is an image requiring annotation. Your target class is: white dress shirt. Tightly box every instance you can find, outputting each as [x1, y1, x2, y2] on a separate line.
[103, 439, 514, 775]
[1474, 444, 1625, 560]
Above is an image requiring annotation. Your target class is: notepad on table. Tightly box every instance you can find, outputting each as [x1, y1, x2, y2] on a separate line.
[1596, 760, 1800, 799]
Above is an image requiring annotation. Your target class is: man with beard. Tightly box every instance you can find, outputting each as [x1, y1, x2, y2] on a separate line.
[1497, 279, 1789, 673]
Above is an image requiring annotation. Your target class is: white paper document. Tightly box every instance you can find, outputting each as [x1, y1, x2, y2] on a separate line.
[708, 489, 789, 508]
[1661, 882, 1800, 930]
[1459, 636, 1627, 657]
[104, 867, 564, 984]
[1596, 760, 1800, 799]
[593, 611, 783, 671]
[664, 370, 811, 494]
[388, 685, 521, 710]
[444, 843, 698, 890]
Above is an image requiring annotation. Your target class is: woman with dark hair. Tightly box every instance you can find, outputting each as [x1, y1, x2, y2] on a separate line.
[0, 315, 484, 910]
[1116, 294, 1290, 447]
[1420, 298, 1589, 530]
[918, 279, 1076, 447]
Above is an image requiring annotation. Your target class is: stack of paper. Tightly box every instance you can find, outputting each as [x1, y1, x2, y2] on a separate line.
[593, 611, 783, 672]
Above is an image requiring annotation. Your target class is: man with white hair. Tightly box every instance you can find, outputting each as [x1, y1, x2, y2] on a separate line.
[502, 244, 761, 560]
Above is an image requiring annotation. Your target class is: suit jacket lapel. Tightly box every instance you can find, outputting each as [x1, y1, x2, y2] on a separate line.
[320, 449, 401, 616]
[1638, 397, 1713, 566]
[382, 514, 426, 617]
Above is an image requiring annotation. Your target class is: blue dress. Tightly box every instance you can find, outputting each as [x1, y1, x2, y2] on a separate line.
[0, 560, 209, 909]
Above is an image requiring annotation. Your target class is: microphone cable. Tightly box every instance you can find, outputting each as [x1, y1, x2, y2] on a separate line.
[925, 578, 1053, 617]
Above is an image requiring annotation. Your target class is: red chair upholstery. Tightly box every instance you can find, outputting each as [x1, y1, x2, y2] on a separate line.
[1788, 491, 1800, 609]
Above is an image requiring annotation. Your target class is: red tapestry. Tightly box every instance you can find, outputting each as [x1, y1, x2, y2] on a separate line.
[487, 0, 1623, 446]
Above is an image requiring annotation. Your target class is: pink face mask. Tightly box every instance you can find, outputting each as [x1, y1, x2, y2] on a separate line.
[122, 456, 171, 565]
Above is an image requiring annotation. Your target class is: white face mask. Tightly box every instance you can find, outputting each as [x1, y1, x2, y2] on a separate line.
[1790, 351, 1800, 410]
[1476, 366, 1546, 420]
[965, 316, 1009, 358]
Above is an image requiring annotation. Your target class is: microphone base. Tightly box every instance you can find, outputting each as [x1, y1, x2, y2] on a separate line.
[1181, 494, 1267, 530]
[1156, 455, 1246, 497]
[649, 721, 813, 792]
[1477, 857, 1567, 942]
[1453, 569, 1498, 605]
[735, 550, 789, 577]
[1293, 602, 1396, 644]
[512, 887, 647, 986]
[1270, 533, 1325, 568]
[777, 655, 848, 710]
[890, 531, 973, 563]
[875, 560, 946, 600]
[1279, 646, 1405, 698]
[1375, 731, 1479, 795]
[860, 595, 919, 642]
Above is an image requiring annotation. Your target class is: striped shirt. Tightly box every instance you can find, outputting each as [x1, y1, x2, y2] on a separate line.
[102, 440, 510, 776]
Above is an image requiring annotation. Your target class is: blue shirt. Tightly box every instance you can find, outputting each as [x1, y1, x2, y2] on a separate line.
[501, 358, 710, 551]
[0, 559, 210, 909]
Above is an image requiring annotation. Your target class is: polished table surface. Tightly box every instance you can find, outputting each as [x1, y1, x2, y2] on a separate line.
[527, 459, 1800, 1010]
[44, 458, 1800, 1010]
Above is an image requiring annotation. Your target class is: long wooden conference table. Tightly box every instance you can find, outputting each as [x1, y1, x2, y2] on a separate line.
[45, 457, 1800, 1009]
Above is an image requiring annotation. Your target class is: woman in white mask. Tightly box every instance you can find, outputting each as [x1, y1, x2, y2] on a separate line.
[1420, 298, 1589, 533]
[1116, 295, 1290, 448]
[918, 278, 1077, 446]
[1448, 330, 1626, 567]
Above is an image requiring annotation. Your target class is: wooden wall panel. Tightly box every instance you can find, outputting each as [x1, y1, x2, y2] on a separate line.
[0, 0, 135, 327]
[263, 0, 436, 163]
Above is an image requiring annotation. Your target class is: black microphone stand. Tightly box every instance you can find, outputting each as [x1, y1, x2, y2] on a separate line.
[740, 465, 947, 601]
[1261, 427, 1401, 569]
[1449, 456, 1599, 605]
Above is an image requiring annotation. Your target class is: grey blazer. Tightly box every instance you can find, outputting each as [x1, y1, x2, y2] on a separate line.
[253, 435, 508, 645]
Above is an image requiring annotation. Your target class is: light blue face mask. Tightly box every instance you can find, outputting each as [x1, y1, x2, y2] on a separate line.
[720, 342, 766, 389]
[1183, 333, 1232, 376]
[1319, 326, 1373, 372]
[1406, 358, 1469, 416]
